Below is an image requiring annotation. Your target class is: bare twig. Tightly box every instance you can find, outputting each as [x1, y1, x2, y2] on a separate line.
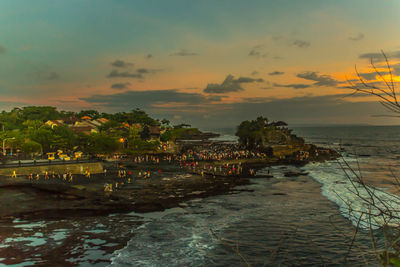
[343, 212, 363, 263]
[210, 229, 251, 267]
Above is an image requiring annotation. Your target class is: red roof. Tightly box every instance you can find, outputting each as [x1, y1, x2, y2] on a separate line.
[97, 118, 109, 123]
[149, 126, 161, 135]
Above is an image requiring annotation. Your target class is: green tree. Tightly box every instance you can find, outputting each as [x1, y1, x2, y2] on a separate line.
[98, 120, 121, 132]
[127, 126, 141, 148]
[0, 109, 23, 130]
[235, 117, 268, 149]
[22, 140, 42, 156]
[86, 133, 119, 154]
[52, 125, 76, 151]
[20, 106, 60, 121]
[29, 126, 56, 153]
[160, 127, 200, 142]
[22, 120, 43, 134]
[110, 109, 158, 126]
[161, 118, 170, 125]
[140, 126, 151, 140]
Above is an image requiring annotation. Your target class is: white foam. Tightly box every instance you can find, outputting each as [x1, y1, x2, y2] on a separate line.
[305, 159, 400, 229]
[12, 221, 46, 229]
[109, 191, 258, 266]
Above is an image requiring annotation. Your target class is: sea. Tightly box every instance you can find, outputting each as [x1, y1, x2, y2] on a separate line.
[2, 126, 400, 266]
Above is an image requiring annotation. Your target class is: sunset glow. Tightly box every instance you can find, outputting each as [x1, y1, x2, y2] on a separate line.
[1, 0, 400, 128]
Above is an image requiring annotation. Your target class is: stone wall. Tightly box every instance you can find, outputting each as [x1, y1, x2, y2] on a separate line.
[271, 145, 303, 157]
[0, 162, 103, 176]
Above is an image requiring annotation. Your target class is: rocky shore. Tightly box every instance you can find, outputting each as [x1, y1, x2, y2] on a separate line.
[0, 145, 338, 223]
[0, 143, 339, 266]
[0, 162, 254, 222]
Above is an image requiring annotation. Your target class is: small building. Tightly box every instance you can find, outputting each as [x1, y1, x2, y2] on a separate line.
[149, 126, 161, 140]
[97, 118, 109, 124]
[45, 120, 64, 129]
[88, 120, 102, 127]
[69, 126, 98, 135]
[74, 120, 98, 128]
[63, 117, 79, 125]
[91, 118, 109, 127]
[81, 116, 92, 120]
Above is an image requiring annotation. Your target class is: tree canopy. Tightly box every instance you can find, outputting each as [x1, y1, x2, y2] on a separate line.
[0, 106, 188, 157]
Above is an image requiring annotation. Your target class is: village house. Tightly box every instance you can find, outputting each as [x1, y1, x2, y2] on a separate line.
[69, 125, 98, 135]
[97, 118, 109, 124]
[74, 120, 98, 128]
[80, 116, 92, 120]
[69, 118, 109, 135]
[44, 120, 64, 129]
[62, 117, 79, 125]
[149, 126, 161, 140]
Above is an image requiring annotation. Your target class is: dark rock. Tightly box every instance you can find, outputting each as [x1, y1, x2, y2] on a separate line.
[284, 171, 309, 177]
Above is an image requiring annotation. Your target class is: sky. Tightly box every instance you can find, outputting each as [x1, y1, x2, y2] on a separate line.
[1, 0, 400, 129]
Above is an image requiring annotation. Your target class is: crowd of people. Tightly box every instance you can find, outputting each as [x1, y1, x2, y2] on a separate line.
[9, 143, 303, 191]
[103, 167, 161, 192]
[188, 162, 245, 177]
[11, 168, 94, 183]
[107, 145, 269, 179]
[176, 145, 267, 162]
[129, 145, 267, 167]
[23, 171, 75, 182]
[296, 151, 310, 161]
[133, 155, 160, 164]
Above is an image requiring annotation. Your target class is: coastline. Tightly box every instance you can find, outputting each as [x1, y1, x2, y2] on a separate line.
[0, 145, 339, 266]
[2, 164, 373, 266]
[0, 148, 337, 222]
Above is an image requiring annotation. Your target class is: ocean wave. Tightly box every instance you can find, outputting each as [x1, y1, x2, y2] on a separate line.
[304, 159, 400, 230]
[109, 198, 250, 266]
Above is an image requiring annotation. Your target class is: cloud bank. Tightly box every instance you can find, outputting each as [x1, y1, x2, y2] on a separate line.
[203, 75, 264, 94]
